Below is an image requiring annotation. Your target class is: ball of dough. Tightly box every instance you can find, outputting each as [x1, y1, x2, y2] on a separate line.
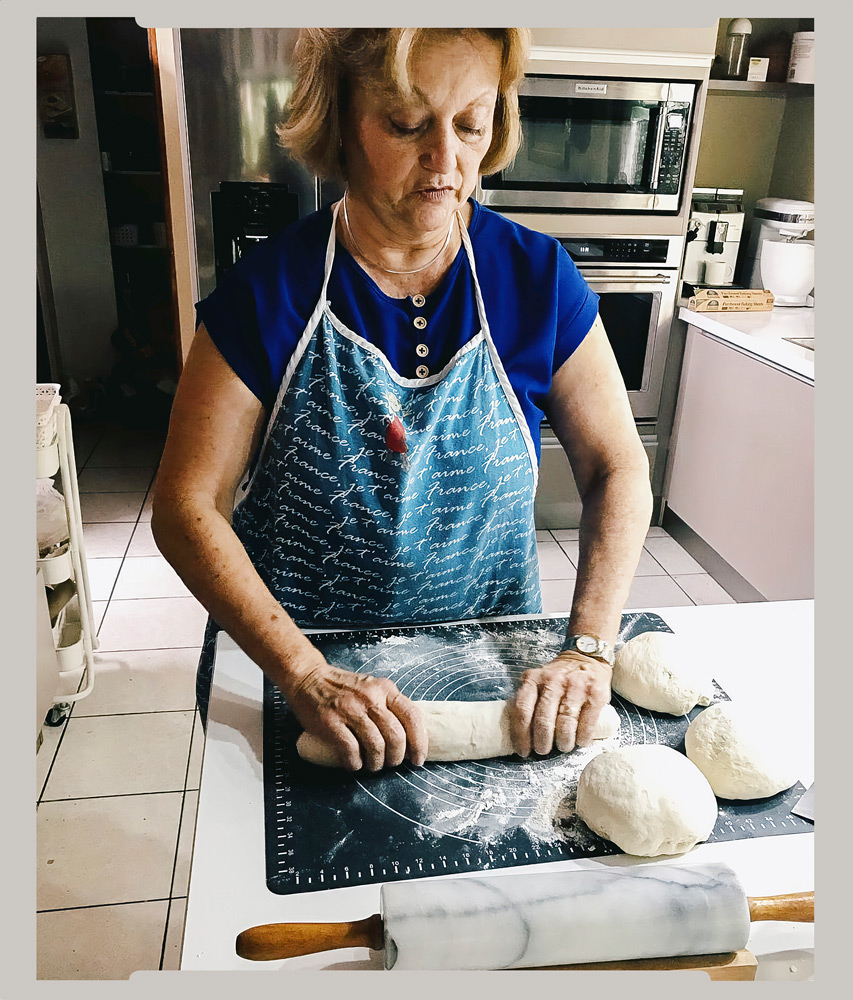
[685, 702, 799, 799]
[576, 744, 718, 857]
[612, 631, 714, 715]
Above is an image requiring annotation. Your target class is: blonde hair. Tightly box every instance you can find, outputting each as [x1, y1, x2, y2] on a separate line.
[279, 28, 530, 181]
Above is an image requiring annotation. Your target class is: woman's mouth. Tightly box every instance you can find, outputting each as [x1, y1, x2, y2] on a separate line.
[415, 186, 453, 202]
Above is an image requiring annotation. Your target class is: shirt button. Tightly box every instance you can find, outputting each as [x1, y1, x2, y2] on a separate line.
[416, 364, 430, 378]
[416, 343, 429, 358]
[413, 316, 427, 330]
[412, 294, 426, 307]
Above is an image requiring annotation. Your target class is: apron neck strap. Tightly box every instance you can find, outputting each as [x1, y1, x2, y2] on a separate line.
[320, 198, 343, 302]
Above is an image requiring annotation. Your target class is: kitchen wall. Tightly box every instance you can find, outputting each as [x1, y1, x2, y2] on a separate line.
[693, 94, 788, 211]
[695, 94, 813, 209]
[769, 96, 814, 204]
[37, 17, 118, 387]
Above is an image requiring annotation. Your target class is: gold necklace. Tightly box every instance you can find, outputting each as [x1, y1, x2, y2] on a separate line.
[341, 190, 457, 276]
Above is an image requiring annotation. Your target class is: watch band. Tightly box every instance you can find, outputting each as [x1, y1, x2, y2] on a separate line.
[560, 633, 615, 667]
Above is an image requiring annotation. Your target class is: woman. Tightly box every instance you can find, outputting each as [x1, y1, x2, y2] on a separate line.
[152, 28, 652, 772]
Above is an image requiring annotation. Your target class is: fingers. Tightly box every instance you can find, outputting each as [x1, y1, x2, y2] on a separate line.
[554, 671, 604, 752]
[319, 719, 364, 772]
[574, 699, 609, 748]
[554, 698, 583, 754]
[387, 693, 429, 767]
[531, 680, 565, 756]
[348, 713, 391, 772]
[367, 704, 409, 769]
[301, 670, 423, 772]
[512, 658, 613, 757]
[509, 673, 539, 757]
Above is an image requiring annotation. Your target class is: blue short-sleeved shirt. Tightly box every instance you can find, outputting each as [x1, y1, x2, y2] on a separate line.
[195, 199, 599, 461]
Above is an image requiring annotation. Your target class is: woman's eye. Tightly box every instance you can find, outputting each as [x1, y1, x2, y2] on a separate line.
[458, 124, 486, 137]
[390, 120, 424, 135]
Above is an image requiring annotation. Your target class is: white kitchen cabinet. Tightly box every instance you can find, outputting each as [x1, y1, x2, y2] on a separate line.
[664, 325, 812, 600]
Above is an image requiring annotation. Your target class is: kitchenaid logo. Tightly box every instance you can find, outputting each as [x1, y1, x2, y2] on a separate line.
[575, 82, 607, 95]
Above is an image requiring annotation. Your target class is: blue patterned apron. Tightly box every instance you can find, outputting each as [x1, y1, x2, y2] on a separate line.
[196, 200, 542, 719]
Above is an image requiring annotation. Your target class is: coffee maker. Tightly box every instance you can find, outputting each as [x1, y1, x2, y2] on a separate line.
[743, 196, 815, 304]
[682, 188, 745, 288]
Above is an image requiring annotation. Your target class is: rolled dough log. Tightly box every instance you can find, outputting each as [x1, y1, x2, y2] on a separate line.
[296, 700, 620, 768]
[685, 701, 799, 799]
[612, 631, 714, 715]
[576, 744, 718, 857]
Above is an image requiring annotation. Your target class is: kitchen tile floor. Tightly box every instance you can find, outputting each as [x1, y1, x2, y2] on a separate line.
[37, 421, 739, 979]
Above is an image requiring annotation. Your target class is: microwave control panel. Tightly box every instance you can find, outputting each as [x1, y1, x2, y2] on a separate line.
[656, 103, 690, 195]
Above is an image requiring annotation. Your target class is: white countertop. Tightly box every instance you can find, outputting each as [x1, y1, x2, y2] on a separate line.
[181, 601, 814, 978]
[678, 304, 814, 383]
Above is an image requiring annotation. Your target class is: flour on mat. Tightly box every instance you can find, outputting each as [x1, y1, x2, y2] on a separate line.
[410, 730, 620, 847]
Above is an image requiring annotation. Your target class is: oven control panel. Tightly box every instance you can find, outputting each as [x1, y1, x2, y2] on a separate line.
[560, 238, 671, 266]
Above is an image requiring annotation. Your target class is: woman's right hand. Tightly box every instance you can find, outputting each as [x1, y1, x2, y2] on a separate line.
[282, 662, 429, 772]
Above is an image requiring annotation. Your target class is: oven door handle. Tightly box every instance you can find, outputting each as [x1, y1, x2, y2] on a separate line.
[582, 273, 672, 285]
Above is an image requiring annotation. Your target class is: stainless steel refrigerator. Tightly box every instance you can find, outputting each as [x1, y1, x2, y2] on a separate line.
[178, 28, 343, 300]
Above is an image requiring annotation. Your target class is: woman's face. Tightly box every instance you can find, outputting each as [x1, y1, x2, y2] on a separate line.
[341, 32, 502, 240]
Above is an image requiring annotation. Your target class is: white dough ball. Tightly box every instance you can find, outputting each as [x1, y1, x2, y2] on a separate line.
[612, 631, 714, 715]
[576, 744, 718, 857]
[685, 702, 799, 799]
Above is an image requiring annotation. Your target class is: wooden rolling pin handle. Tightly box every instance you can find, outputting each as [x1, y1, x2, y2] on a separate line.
[748, 891, 814, 923]
[235, 913, 383, 962]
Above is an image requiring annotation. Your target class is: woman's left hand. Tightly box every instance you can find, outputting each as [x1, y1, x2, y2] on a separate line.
[508, 653, 613, 756]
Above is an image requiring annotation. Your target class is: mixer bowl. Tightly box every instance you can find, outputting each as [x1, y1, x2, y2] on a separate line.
[760, 240, 814, 307]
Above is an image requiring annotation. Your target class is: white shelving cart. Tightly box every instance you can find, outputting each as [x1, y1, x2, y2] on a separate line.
[36, 384, 98, 727]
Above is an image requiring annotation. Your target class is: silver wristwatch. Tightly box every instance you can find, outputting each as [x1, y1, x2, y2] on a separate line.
[560, 634, 615, 666]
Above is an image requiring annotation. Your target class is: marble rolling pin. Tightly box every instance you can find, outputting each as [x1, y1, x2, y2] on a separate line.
[235, 862, 813, 969]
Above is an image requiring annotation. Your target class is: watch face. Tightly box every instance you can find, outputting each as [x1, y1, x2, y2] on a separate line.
[576, 635, 597, 653]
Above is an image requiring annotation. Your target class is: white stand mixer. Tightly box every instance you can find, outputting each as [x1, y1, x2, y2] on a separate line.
[744, 197, 814, 307]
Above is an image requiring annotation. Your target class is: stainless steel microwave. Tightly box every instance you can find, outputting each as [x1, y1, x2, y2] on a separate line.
[479, 76, 697, 213]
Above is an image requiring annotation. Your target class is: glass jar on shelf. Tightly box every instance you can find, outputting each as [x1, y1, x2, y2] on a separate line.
[723, 18, 753, 80]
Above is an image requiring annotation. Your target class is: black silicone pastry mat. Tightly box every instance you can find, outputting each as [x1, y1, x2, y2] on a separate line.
[262, 613, 812, 895]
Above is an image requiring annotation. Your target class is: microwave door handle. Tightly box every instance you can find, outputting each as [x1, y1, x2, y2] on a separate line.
[648, 108, 667, 193]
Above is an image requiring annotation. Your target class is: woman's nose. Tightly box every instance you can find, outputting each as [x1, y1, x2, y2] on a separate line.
[420, 125, 455, 173]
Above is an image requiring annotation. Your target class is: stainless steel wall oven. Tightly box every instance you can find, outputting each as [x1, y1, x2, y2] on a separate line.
[568, 236, 682, 419]
[536, 233, 683, 528]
